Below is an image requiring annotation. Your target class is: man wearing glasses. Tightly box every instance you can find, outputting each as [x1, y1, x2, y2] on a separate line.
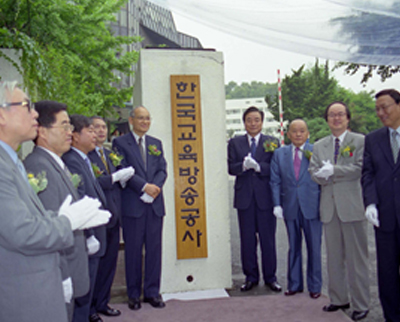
[309, 102, 370, 321]
[0, 82, 109, 321]
[362, 89, 400, 322]
[24, 101, 90, 321]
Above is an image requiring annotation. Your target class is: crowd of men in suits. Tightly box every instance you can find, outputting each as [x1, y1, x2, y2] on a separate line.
[2, 78, 400, 322]
[228, 90, 400, 322]
[0, 81, 167, 322]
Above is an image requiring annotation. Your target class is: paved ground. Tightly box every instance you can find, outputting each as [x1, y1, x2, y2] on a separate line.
[110, 178, 384, 322]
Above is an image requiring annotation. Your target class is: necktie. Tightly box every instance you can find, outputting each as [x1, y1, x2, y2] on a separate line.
[138, 137, 146, 169]
[391, 131, 399, 163]
[99, 148, 110, 174]
[250, 137, 256, 158]
[334, 138, 340, 164]
[85, 157, 95, 178]
[293, 147, 301, 180]
[64, 166, 72, 180]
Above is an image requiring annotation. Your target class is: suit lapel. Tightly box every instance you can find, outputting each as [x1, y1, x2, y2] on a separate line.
[378, 128, 397, 168]
[285, 145, 296, 181]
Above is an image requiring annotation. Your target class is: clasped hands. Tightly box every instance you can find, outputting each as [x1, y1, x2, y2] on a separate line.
[140, 183, 161, 204]
[59, 195, 111, 231]
[314, 160, 334, 180]
[243, 153, 260, 172]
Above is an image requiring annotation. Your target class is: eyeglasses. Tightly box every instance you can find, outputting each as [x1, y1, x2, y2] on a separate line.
[0, 100, 35, 112]
[328, 112, 347, 119]
[376, 102, 395, 113]
[49, 124, 75, 132]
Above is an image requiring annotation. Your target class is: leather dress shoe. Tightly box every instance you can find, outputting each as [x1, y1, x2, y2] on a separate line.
[128, 298, 141, 310]
[351, 310, 369, 321]
[89, 313, 103, 322]
[144, 296, 166, 308]
[97, 306, 121, 317]
[309, 292, 321, 299]
[240, 281, 258, 292]
[266, 281, 282, 292]
[323, 303, 350, 312]
[284, 290, 303, 296]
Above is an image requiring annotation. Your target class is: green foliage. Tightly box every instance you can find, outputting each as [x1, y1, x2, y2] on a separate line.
[266, 60, 380, 141]
[0, 0, 140, 115]
[225, 80, 277, 100]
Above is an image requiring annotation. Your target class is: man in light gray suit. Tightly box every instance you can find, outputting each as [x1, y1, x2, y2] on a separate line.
[309, 101, 370, 321]
[0, 81, 110, 322]
[24, 100, 90, 321]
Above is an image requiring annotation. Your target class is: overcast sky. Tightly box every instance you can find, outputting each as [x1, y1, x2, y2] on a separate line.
[173, 12, 400, 94]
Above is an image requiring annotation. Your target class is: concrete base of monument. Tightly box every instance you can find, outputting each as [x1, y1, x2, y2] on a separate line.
[162, 289, 229, 301]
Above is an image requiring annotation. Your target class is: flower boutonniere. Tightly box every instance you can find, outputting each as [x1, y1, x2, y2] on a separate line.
[91, 163, 103, 178]
[109, 151, 123, 167]
[301, 149, 313, 161]
[340, 143, 355, 158]
[27, 171, 48, 193]
[263, 140, 278, 153]
[148, 144, 161, 156]
[70, 173, 82, 189]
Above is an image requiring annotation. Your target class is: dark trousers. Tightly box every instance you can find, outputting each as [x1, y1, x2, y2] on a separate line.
[284, 209, 322, 293]
[376, 226, 400, 322]
[91, 224, 120, 313]
[122, 207, 163, 299]
[237, 195, 277, 284]
[72, 257, 99, 322]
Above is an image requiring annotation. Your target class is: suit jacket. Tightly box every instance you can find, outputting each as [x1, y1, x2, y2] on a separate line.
[228, 134, 279, 210]
[309, 131, 365, 223]
[0, 145, 73, 322]
[270, 143, 320, 220]
[362, 127, 400, 232]
[24, 147, 90, 297]
[88, 148, 121, 228]
[62, 148, 107, 258]
[112, 132, 167, 218]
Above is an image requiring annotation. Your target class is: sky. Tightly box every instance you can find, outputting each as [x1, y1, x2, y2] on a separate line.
[173, 12, 400, 94]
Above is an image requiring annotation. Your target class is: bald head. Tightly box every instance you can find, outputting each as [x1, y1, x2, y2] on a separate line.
[287, 119, 309, 147]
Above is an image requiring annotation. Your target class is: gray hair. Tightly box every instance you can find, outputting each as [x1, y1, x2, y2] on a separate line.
[129, 105, 146, 118]
[0, 81, 19, 106]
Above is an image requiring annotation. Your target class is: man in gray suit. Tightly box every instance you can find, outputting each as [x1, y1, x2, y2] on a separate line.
[0, 81, 109, 322]
[24, 100, 90, 321]
[309, 101, 370, 321]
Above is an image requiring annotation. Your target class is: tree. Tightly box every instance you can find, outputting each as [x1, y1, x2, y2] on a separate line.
[267, 60, 380, 141]
[333, 2, 400, 84]
[0, 0, 140, 116]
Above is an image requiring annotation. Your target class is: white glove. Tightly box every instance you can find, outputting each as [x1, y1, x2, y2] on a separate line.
[59, 195, 104, 230]
[243, 153, 260, 172]
[140, 192, 154, 203]
[86, 236, 100, 255]
[79, 209, 111, 230]
[273, 206, 284, 219]
[112, 166, 135, 184]
[62, 277, 73, 303]
[365, 204, 379, 227]
[314, 160, 334, 179]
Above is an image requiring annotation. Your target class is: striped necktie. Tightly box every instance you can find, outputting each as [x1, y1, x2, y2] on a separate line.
[99, 148, 110, 173]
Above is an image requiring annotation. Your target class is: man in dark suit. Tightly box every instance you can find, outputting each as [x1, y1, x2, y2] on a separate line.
[88, 116, 134, 321]
[113, 106, 167, 310]
[309, 102, 369, 321]
[63, 115, 108, 322]
[227, 106, 281, 293]
[362, 89, 400, 322]
[24, 101, 90, 321]
[270, 119, 322, 299]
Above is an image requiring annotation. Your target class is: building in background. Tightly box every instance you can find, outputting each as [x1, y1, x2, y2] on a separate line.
[226, 97, 285, 139]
